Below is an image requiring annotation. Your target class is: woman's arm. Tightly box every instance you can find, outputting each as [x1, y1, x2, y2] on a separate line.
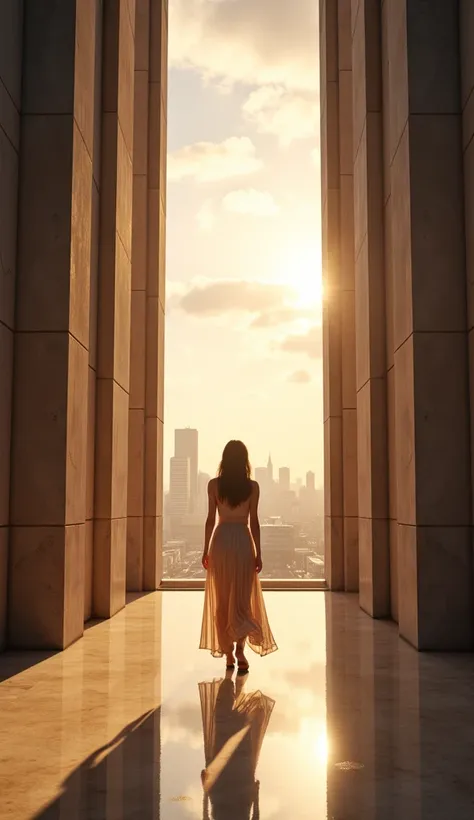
[202, 480, 217, 569]
[249, 482, 262, 573]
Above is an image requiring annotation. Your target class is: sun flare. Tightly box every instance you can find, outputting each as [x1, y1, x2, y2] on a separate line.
[277, 242, 324, 309]
[299, 718, 330, 767]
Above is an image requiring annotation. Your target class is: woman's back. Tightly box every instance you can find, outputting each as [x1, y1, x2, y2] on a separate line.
[217, 495, 251, 523]
[211, 477, 255, 523]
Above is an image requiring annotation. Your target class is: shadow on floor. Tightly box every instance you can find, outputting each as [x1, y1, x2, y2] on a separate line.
[32, 707, 162, 819]
[83, 593, 155, 633]
[0, 650, 57, 684]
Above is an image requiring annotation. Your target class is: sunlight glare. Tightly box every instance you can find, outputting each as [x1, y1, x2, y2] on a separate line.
[277, 241, 323, 309]
[299, 718, 329, 767]
[314, 731, 329, 765]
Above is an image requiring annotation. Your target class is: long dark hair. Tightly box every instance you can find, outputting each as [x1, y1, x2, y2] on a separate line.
[217, 440, 252, 508]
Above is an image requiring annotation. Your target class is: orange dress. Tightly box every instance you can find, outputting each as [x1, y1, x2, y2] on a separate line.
[199, 482, 277, 658]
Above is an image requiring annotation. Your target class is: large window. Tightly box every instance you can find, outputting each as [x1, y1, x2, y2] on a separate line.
[163, 0, 323, 582]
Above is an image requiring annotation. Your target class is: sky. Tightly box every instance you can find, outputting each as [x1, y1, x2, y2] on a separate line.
[164, 0, 322, 488]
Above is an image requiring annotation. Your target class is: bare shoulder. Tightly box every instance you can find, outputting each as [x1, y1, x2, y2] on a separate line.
[208, 477, 218, 495]
[251, 480, 260, 495]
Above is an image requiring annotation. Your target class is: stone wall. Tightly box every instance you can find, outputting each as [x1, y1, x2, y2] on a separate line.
[0, 0, 167, 650]
[321, 0, 474, 649]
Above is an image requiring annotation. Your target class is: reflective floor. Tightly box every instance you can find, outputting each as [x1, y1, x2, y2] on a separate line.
[1, 592, 474, 818]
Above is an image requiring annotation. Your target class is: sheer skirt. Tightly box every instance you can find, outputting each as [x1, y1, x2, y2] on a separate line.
[200, 522, 278, 658]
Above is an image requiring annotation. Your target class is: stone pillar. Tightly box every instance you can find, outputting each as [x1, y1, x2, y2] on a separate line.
[461, 3, 474, 643]
[352, 0, 389, 617]
[339, 0, 358, 592]
[381, 0, 398, 623]
[143, 0, 167, 589]
[127, 0, 150, 591]
[94, 0, 135, 618]
[321, 0, 358, 591]
[389, 1, 472, 648]
[126, 0, 166, 593]
[85, 3, 103, 623]
[9, 1, 100, 648]
[321, 0, 343, 591]
[0, 0, 23, 648]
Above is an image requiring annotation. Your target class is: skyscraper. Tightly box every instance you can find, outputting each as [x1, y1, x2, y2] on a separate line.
[279, 467, 290, 492]
[255, 467, 268, 489]
[267, 454, 274, 484]
[306, 471, 315, 491]
[175, 428, 198, 510]
[169, 456, 191, 518]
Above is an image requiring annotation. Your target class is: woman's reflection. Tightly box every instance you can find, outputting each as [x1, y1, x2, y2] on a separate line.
[199, 673, 275, 820]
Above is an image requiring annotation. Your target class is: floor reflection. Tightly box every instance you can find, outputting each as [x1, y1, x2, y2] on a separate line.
[200, 675, 275, 820]
[160, 592, 327, 819]
[1, 591, 474, 818]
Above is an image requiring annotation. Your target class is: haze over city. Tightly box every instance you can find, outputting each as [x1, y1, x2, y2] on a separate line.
[164, 428, 324, 581]
[163, 0, 322, 486]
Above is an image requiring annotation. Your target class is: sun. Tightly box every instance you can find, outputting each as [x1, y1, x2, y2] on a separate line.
[277, 241, 324, 309]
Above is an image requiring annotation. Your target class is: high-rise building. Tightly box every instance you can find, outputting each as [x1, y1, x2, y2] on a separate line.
[169, 457, 191, 518]
[175, 428, 198, 509]
[279, 467, 290, 492]
[197, 471, 211, 515]
[306, 471, 315, 491]
[255, 467, 268, 488]
[261, 518, 295, 575]
[267, 454, 274, 484]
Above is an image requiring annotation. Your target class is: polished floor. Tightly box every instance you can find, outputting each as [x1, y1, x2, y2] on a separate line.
[0, 592, 474, 818]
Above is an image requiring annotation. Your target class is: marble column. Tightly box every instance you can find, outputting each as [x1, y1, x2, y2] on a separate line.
[0, 0, 23, 648]
[321, 0, 344, 591]
[9, 1, 100, 648]
[388, 1, 472, 649]
[126, 0, 166, 593]
[143, 0, 167, 590]
[94, 0, 135, 618]
[84, 4, 104, 623]
[381, 0, 399, 623]
[127, 0, 150, 591]
[352, 0, 389, 617]
[339, 0, 359, 592]
[321, 0, 358, 592]
[461, 3, 474, 643]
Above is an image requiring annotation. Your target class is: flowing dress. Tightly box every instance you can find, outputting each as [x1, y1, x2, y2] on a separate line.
[200, 482, 277, 657]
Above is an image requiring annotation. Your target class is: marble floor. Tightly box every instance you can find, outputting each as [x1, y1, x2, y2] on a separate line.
[0, 592, 474, 819]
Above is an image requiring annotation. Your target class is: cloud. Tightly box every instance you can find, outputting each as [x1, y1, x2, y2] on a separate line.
[222, 188, 279, 217]
[196, 199, 215, 230]
[280, 326, 322, 359]
[169, 0, 319, 92]
[179, 279, 293, 317]
[250, 307, 315, 329]
[168, 136, 263, 183]
[174, 280, 321, 334]
[288, 370, 312, 384]
[242, 86, 319, 146]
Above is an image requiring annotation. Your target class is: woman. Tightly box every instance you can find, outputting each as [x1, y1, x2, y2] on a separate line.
[200, 440, 277, 672]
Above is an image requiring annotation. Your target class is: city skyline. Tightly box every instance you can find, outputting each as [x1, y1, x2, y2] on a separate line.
[163, 427, 321, 492]
[164, 426, 324, 582]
